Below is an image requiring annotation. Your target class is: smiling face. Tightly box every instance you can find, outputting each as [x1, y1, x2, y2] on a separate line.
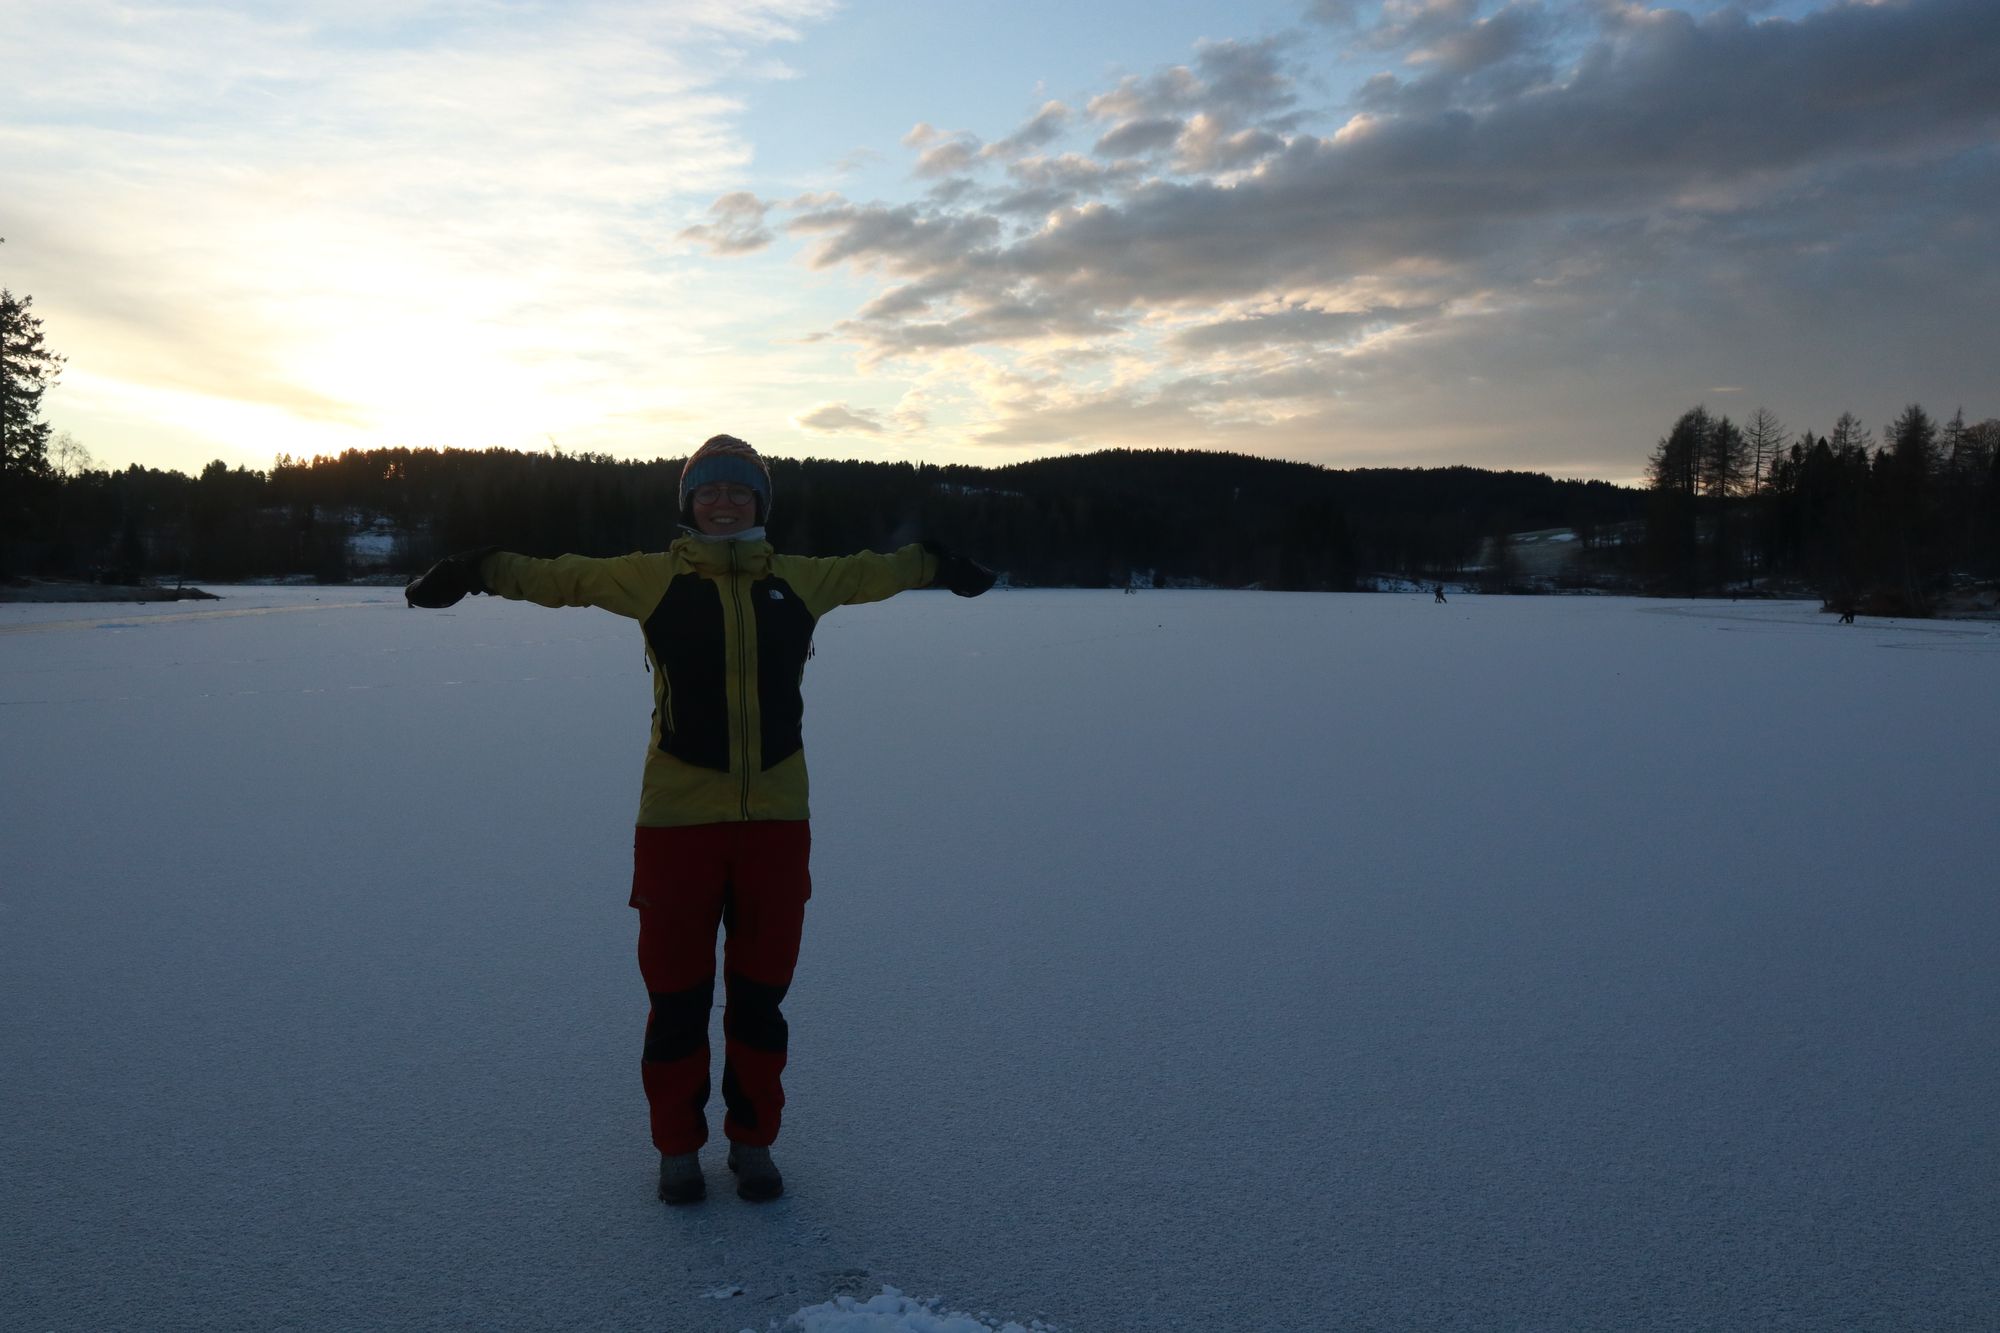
[690, 483, 758, 535]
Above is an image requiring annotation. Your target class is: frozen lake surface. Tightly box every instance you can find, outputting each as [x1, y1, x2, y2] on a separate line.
[3, 586, 1996, 1331]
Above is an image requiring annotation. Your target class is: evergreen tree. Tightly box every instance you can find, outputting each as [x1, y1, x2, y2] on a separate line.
[1937, 411, 1998, 581]
[1648, 405, 1710, 497]
[0, 288, 62, 478]
[1703, 416, 1752, 586]
[1703, 415, 1751, 500]
[1885, 404, 1938, 488]
[1881, 403, 1940, 609]
[1, 288, 65, 565]
[1986, 442, 2000, 576]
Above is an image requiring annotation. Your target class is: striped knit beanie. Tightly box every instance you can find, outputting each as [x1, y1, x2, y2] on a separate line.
[678, 434, 772, 526]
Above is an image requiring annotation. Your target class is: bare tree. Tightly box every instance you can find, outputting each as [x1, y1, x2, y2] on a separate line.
[52, 430, 93, 477]
[1828, 411, 1874, 463]
[1955, 416, 1998, 479]
[1744, 407, 1785, 493]
[1646, 406, 1712, 592]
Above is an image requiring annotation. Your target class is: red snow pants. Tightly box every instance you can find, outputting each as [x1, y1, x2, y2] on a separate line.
[631, 821, 811, 1156]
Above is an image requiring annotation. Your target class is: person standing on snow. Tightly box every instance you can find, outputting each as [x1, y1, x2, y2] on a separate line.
[403, 434, 996, 1204]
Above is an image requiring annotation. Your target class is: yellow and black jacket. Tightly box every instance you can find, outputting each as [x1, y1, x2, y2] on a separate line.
[480, 536, 936, 828]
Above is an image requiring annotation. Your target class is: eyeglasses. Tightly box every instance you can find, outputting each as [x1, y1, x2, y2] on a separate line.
[691, 484, 757, 506]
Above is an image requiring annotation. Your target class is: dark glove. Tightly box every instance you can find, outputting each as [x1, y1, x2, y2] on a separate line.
[922, 540, 997, 597]
[405, 546, 500, 608]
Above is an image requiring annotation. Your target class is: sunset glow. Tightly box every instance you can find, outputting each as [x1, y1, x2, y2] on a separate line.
[6, 0, 1994, 482]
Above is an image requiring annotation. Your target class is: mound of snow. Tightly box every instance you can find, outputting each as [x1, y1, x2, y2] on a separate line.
[761, 1286, 1060, 1333]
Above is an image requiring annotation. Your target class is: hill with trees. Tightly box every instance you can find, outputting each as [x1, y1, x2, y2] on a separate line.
[6, 278, 1993, 608]
[3, 444, 1644, 593]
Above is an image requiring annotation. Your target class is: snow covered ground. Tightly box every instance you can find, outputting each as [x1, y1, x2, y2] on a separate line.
[3, 586, 1996, 1331]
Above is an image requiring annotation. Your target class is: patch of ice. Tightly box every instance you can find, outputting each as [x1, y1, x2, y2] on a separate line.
[759, 1286, 1059, 1333]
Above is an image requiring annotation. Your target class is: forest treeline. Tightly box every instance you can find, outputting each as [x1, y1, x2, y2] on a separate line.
[5, 428, 1995, 604]
[1644, 403, 2000, 613]
[6, 281, 1997, 604]
[7, 413, 1996, 602]
[3, 445, 1643, 592]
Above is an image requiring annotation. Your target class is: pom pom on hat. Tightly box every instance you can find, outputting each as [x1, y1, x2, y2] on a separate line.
[679, 434, 772, 525]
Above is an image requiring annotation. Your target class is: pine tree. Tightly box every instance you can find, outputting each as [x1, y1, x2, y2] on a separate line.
[1, 288, 63, 482]
[1648, 405, 1711, 497]
[1885, 404, 1938, 488]
[1882, 403, 1940, 610]
[2, 286, 66, 568]
[1704, 415, 1750, 500]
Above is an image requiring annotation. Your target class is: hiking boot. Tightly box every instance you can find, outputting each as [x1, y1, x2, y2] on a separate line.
[658, 1152, 705, 1205]
[726, 1144, 784, 1202]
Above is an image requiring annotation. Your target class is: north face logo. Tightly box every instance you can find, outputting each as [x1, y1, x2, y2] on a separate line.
[768, 589, 785, 600]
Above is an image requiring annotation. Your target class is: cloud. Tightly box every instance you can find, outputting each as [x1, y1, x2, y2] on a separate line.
[1087, 67, 1206, 123]
[1349, 0, 1561, 116]
[1305, 0, 1366, 28]
[830, 300, 1128, 360]
[680, 192, 775, 254]
[1087, 38, 1298, 125]
[3, 0, 841, 469]
[831, 146, 882, 176]
[986, 152, 1146, 216]
[787, 199, 1003, 274]
[1172, 116, 1286, 173]
[1188, 37, 1299, 119]
[805, 1, 2000, 316]
[793, 401, 889, 434]
[904, 122, 983, 177]
[985, 101, 1072, 159]
[1170, 304, 1440, 352]
[1410, 1, 1552, 75]
[781, 0, 2000, 471]
[1085, 42, 1297, 164]
[1364, 0, 1485, 53]
[1094, 117, 1185, 157]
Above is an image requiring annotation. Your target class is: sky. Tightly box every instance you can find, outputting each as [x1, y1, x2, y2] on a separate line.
[5, 0, 1998, 485]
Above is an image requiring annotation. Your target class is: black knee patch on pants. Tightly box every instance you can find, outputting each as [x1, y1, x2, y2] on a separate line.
[723, 972, 790, 1053]
[720, 1063, 754, 1129]
[644, 979, 715, 1063]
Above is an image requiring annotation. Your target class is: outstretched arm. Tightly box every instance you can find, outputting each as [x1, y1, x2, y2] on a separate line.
[406, 548, 660, 619]
[780, 541, 998, 616]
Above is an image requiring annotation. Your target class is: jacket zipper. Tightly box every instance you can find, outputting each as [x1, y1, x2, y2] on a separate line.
[730, 542, 752, 820]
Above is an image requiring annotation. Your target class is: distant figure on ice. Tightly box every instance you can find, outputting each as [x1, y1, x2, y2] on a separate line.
[1839, 604, 1856, 624]
[404, 434, 995, 1206]
[1434, 584, 1447, 604]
